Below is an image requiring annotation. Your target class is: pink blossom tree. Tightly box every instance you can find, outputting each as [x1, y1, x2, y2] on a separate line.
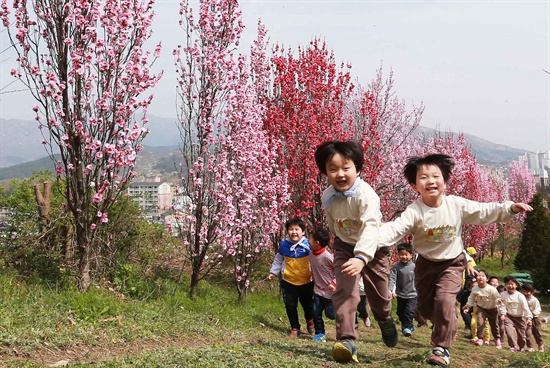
[174, 0, 287, 297]
[1, 0, 162, 291]
[491, 159, 537, 266]
[348, 68, 424, 221]
[508, 160, 536, 205]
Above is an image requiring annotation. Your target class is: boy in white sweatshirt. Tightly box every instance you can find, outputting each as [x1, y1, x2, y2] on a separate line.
[379, 154, 532, 367]
[521, 283, 544, 352]
[461, 269, 502, 349]
[499, 275, 533, 352]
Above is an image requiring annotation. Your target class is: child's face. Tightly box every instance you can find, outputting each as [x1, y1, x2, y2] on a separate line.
[287, 224, 304, 243]
[325, 153, 359, 192]
[489, 278, 499, 288]
[411, 164, 446, 207]
[308, 234, 321, 251]
[476, 272, 487, 287]
[505, 279, 518, 293]
[521, 289, 532, 299]
[397, 249, 412, 263]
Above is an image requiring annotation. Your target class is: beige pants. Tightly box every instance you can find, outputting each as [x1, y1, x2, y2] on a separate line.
[331, 237, 392, 341]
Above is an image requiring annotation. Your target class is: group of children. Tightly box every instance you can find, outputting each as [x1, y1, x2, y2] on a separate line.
[462, 271, 545, 353]
[268, 140, 534, 366]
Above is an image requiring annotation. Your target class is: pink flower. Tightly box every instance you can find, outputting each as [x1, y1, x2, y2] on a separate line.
[93, 193, 103, 203]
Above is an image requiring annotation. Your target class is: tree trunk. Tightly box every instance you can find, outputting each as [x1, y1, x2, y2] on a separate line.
[76, 222, 91, 292]
[78, 243, 91, 292]
[189, 267, 199, 298]
[34, 181, 52, 246]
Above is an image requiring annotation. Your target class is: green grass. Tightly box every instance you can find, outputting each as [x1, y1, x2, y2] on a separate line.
[0, 265, 549, 368]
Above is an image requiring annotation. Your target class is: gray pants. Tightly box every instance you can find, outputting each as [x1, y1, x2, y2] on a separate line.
[332, 237, 392, 341]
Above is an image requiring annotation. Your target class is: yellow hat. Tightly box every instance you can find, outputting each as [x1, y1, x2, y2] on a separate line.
[466, 247, 477, 256]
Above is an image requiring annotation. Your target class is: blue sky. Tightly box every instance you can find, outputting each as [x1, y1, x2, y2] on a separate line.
[1, 0, 549, 151]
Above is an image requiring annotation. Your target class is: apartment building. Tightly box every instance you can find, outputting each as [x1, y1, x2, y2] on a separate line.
[127, 179, 172, 212]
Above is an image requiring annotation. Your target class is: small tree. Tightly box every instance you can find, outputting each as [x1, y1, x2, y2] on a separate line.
[174, 0, 287, 297]
[2, 0, 162, 291]
[514, 193, 550, 290]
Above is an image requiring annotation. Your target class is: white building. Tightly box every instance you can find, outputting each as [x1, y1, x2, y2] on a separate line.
[127, 180, 173, 212]
[520, 150, 550, 186]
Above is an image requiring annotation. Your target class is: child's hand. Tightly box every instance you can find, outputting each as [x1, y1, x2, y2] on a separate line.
[267, 273, 276, 280]
[511, 203, 533, 213]
[499, 315, 505, 321]
[527, 319, 533, 327]
[341, 257, 365, 277]
[466, 263, 478, 277]
[328, 283, 336, 291]
[462, 307, 469, 314]
[391, 292, 397, 299]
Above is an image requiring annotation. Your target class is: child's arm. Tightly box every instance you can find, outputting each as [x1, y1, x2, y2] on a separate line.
[351, 186, 382, 264]
[532, 297, 542, 317]
[462, 290, 476, 313]
[388, 266, 397, 299]
[521, 294, 534, 320]
[498, 293, 508, 320]
[379, 207, 418, 247]
[460, 197, 532, 225]
[267, 253, 284, 280]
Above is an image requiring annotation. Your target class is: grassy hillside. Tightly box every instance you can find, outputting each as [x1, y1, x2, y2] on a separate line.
[0, 258, 548, 368]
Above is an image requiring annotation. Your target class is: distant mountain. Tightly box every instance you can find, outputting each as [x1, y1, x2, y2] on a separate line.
[415, 126, 528, 165]
[0, 116, 529, 181]
[0, 116, 181, 167]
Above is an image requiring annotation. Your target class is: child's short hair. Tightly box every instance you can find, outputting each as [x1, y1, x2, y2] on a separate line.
[314, 140, 364, 175]
[285, 218, 306, 232]
[311, 228, 331, 248]
[521, 283, 535, 293]
[397, 242, 413, 255]
[488, 276, 499, 283]
[477, 269, 489, 279]
[496, 285, 506, 293]
[403, 154, 455, 184]
[503, 275, 520, 288]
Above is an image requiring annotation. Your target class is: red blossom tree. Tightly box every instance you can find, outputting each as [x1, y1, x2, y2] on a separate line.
[263, 38, 355, 226]
[1, 0, 162, 291]
[174, 0, 287, 297]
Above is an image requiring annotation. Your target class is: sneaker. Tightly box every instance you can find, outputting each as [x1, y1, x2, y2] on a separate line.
[474, 339, 483, 346]
[428, 346, 450, 367]
[332, 339, 358, 363]
[312, 333, 326, 342]
[289, 328, 300, 338]
[470, 338, 478, 344]
[402, 328, 413, 337]
[363, 317, 371, 327]
[539, 344, 545, 352]
[495, 338, 502, 349]
[484, 341, 490, 346]
[379, 318, 398, 347]
[527, 348, 535, 352]
[509, 346, 519, 352]
[306, 319, 314, 333]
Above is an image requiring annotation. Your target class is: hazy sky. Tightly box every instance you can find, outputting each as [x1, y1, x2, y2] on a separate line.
[1, 0, 549, 152]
